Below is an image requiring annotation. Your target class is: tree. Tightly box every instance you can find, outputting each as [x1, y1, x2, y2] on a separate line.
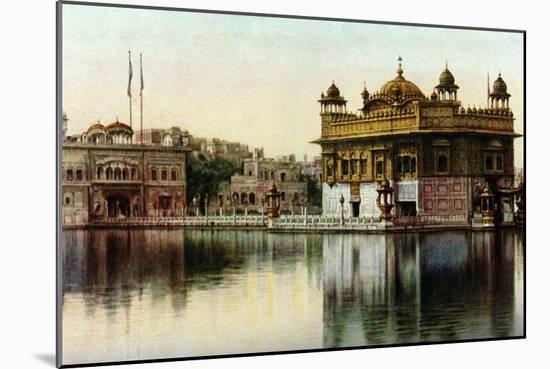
[302, 174, 322, 207]
[186, 155, 241, 207]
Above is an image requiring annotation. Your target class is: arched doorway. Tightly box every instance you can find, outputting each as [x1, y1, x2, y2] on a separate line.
[107, 194, 131, 218]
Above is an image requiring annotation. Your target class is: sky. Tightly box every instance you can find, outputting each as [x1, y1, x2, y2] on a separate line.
[62, 4, 524, 167]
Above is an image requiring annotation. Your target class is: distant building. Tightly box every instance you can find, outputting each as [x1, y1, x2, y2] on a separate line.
[313, 59, 521, 224]
[215, 153, 307, 214]
[62, 117, 191, 226]
[302, 156, 323, 183]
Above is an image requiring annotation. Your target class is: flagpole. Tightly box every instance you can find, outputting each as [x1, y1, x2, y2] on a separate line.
[487, 71, 491, 109]
[140, 53, 143, 146]
[128, 50, 133, 131]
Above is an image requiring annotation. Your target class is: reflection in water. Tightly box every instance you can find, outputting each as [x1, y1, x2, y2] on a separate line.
[61, 229, 523, 365]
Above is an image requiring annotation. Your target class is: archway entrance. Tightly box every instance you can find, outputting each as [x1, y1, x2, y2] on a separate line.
[159, 195, 173, 217]
[107, 194, 131, 218]
[351, 201, 360, 218]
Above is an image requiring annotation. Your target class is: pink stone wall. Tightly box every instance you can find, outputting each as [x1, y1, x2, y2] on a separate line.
[419, 177, 468, 215]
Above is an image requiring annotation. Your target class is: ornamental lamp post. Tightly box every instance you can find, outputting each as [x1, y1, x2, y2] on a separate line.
[480, 184, 495, 227]
[339, 193, 345, 226]
[303, 199, 308, 226]
[192, 194, 199, 217]
[204, 193, 209, 225]
[218, 195, 223, 217]
[261, 197, 265, 225]
[265, 182, 281, 219]
[376, 179, 394, 222]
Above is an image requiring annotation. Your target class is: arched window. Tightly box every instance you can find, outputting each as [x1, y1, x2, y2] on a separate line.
[240, 192, 248, 205]
[64, 192, 73, 206]
[161, 169, 168, 181]
[97, 167, 103, 179]
[249, 193, 256, 205]
[114, 167, 122, 180]
[106, 167, 113, 180]
[270, 171, 275, 180]
[375, 160, 384, 177]
[403, 156, 411, 173]
[360, 153, 367, 175]
[131, 168, 137, 180]
[496, 155, 503, 171]
[342, 160, 349, 176]
[151, 169, 157, 181]
[232, 192, 239, 204]
[171, 169, 177, 181]
[66, 169, 73, 181]
[437, 154, 449, 173]
[485, 156, 494, 171]
[122, 168, 129, 180]
[76, 169, 83, 181]
[327, 159, 333, 177]
[280, 172, 286, 182]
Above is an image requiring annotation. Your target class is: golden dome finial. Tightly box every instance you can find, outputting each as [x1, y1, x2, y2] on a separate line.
[397, 55, 403, 76]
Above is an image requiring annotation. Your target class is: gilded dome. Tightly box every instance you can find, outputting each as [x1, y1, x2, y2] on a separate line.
[380, 75, 424, 97]
[379, 59, 424, 97]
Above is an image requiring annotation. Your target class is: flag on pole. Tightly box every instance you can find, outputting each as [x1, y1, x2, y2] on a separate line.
[140, 53, 144, 96]
[127, 50, 133, 98]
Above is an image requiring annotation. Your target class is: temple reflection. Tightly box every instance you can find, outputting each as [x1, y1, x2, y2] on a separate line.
[322, 230, 523, 346]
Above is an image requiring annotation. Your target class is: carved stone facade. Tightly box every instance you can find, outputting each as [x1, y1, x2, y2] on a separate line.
[62, 120, 191, 226]
[313, 59, 520, 224]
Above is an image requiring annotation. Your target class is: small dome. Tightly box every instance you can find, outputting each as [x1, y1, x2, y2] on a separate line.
[361, 84, 369, 100]
[439, 67, 455, 86]
[491, 73, 510, 97]
[105, 119, 133, 132]
[436, 63, 459, 91]
[86, 121, 105, 134]
[326, 81, 341, 98]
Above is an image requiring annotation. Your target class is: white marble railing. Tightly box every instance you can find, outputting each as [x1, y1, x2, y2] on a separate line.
[92, 215, 266, 227]
[393, 213, 468, 225]
[273, 215, 382, 230]
[86, 213, 469, 229]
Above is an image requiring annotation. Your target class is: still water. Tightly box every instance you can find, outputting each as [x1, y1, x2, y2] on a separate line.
[61, 229, 524, 365]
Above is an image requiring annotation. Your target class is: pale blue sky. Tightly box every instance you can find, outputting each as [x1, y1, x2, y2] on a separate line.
[62, 4, 524, 166]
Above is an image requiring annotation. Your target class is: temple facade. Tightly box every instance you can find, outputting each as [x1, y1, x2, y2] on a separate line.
[313, 58, 521, 226]
[62, 117, 192, 226]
